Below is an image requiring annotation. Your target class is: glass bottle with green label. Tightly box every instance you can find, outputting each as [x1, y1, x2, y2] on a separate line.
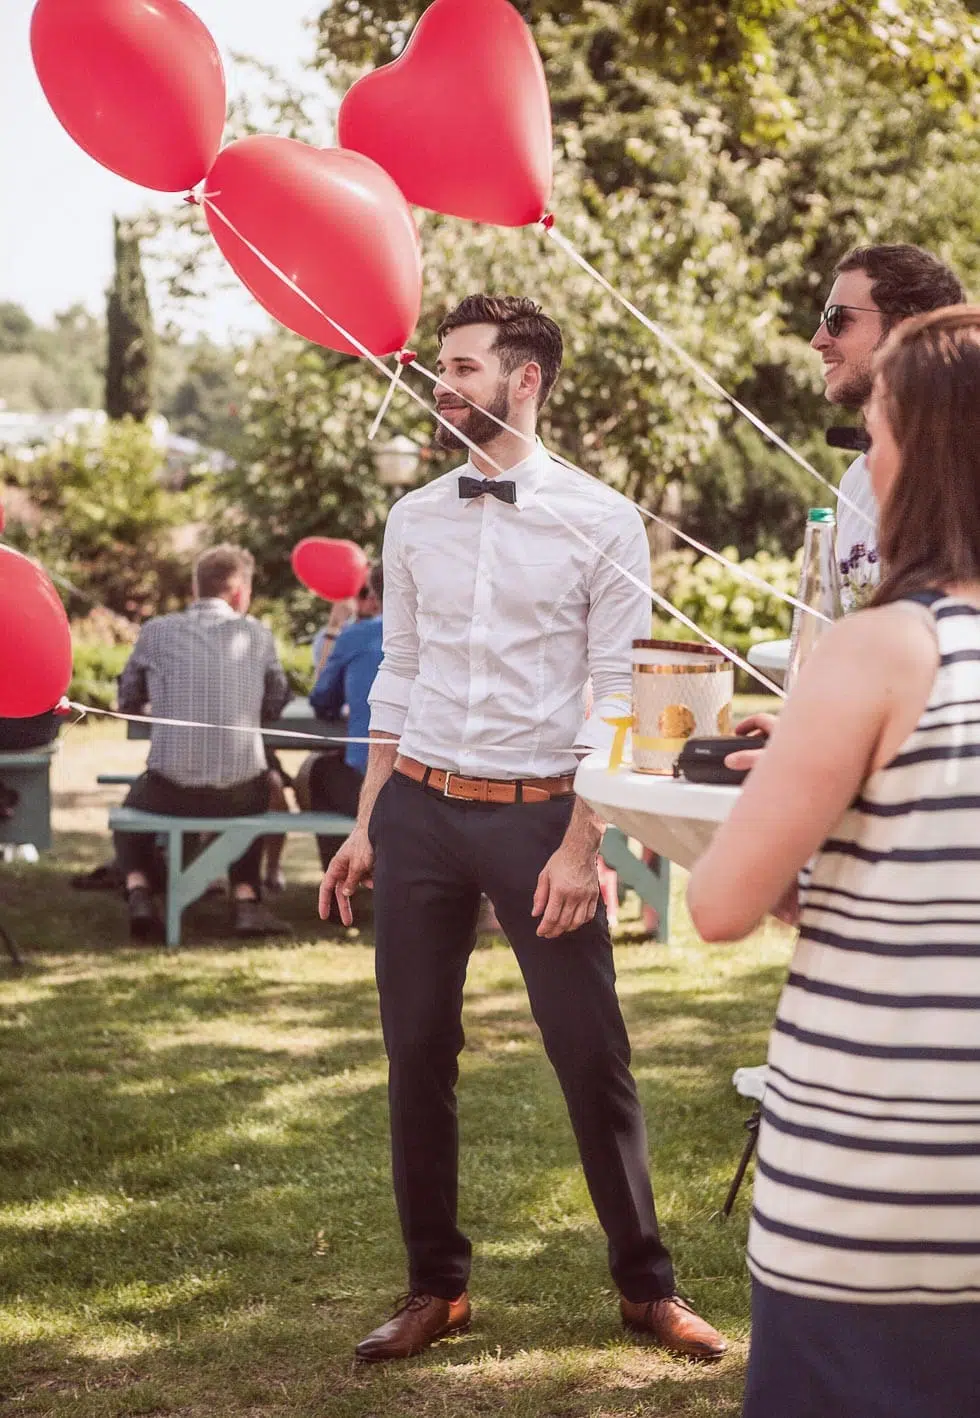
[785, 508, 842, 690]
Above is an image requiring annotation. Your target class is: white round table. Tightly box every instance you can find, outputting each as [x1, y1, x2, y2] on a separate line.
[575, 752, 740, 870]
[747, 637, 790, 687]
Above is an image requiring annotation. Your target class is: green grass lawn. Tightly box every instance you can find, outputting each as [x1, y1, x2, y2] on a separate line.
[0, 719, 791, 1417]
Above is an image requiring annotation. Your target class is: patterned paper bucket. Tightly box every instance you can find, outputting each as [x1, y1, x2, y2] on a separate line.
[632, 639, 734, 775]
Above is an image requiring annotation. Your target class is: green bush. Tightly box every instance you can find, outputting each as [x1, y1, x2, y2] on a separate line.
[69, 642, 131, 712]
[276, 638, 319, 698]
[1, 419, 208, 620]
[651, 548, 802, 690]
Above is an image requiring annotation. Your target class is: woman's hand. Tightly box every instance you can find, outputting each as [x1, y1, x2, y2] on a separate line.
[724, 712, 778, 773]
[325, 598, 356, 636]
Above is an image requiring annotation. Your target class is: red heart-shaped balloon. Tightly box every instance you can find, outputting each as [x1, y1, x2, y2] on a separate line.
[291, 539, 370, 602]
[204, 137, 422, 357]
[338, 0, 552, 227]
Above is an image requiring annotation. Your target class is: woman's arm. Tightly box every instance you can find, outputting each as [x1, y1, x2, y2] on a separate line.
[687, 604, 937, 942]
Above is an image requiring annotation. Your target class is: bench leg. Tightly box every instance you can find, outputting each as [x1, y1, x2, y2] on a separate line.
[648, 851, 671, 943]
[600, 829, 671, 942]
[165, 830, 183, 949]
[163, 826, 265, 948]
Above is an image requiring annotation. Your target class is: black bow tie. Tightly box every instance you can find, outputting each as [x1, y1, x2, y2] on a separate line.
[458, 474, 517, 505]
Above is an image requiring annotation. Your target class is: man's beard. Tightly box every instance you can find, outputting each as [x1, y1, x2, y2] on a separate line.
[830, 365, 874, 410]
[434, 380, 511, 452]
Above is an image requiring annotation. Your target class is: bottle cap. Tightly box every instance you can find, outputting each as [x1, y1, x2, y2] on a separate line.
[807, 507, 835, 524]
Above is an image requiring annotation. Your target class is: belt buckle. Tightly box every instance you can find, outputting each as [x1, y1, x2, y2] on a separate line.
[442, 771, 456, 798]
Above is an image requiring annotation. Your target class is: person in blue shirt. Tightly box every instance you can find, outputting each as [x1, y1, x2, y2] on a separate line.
[308, 562, 384, 875]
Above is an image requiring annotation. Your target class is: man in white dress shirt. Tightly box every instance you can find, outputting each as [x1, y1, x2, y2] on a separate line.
[320, 295, 726, 1364]
[811, 245, 964, 610]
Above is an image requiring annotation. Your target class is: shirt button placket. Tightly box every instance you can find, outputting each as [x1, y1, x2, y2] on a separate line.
[462, 497, 496, 775]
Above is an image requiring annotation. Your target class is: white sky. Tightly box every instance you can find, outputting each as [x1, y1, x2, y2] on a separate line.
[1, 0, 329, 342]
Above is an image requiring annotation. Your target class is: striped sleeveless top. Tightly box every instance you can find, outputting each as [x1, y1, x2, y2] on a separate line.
[748, 595, 980, 1305]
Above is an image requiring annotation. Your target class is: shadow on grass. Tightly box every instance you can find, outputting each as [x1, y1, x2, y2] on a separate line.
[0, 815, 786, 1413]
[0, 919, 784, 1415]
[0, 833, 347, 959]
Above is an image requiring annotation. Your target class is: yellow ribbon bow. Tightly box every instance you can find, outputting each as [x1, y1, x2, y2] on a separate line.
[602, 715, 691, 772]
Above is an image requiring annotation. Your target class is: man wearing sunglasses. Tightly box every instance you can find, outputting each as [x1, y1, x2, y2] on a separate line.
[811, 244, 964, 610]
[727, 244, 966, 776]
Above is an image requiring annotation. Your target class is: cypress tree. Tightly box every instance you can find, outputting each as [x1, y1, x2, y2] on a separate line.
[105, 217, 155, 421]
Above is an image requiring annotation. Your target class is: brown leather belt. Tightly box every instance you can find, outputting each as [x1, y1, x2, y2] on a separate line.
[394, 754, 576, 804]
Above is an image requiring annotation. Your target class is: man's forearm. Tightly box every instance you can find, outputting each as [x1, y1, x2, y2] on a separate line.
[560, 794, 605, 860]
[355, 732, 400, 829]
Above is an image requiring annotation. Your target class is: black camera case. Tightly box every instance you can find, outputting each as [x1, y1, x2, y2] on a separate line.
[674, 735, 764, 786]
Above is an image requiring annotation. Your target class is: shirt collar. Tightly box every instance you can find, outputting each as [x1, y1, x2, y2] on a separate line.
[461, 437, 551, 509]
[189, 597, 240, 618]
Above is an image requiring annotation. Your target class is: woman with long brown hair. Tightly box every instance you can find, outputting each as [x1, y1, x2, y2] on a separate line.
[689, 306, 980, 1417]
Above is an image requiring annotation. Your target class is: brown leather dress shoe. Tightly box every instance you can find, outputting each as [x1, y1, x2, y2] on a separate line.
[355, 1291, 471, 1363]
[621, 1294, 728, 1361]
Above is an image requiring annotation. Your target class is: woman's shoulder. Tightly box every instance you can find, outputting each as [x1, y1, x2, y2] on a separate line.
[815, 600, 939, 682]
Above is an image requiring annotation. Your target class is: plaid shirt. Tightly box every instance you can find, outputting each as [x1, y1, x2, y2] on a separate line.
[117, 599, 291, 788]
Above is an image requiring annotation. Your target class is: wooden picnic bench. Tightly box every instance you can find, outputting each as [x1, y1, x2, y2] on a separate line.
[0, 745, 61, 967]
[0, 745, 58, 852]
[108, 807, 358, 947]
[106, 790, 670, 949]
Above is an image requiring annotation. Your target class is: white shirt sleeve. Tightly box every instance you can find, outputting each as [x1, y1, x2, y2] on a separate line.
[574, 503, 651, 755]
[368, 501, 419, 737]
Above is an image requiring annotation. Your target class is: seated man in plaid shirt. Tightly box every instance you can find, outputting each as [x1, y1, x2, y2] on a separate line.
[115, 544, 293, 941]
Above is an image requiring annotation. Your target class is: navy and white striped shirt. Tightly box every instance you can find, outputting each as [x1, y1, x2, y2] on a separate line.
[749, 596, 980, 1305]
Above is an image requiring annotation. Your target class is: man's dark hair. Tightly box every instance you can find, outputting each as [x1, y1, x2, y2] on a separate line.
[368, 561, 383, 602]
[835, 245, 965, 330]
[437, 294, 563, 407]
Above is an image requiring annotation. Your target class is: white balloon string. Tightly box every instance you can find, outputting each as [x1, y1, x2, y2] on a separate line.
[521, 492, 785, 698]
[64, 701, 580, 753]
[201, 199, 784, 696]
[367, 361, 404, 440]
[405, 356, 828, 625]
[541, 220, 875, 530]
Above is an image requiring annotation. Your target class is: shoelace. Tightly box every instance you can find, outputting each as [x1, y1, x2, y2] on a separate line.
[390, 1292, 436, 1317]
[639, 1293, 695, 1321]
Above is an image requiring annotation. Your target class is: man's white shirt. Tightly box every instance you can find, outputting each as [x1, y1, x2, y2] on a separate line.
[835, 453, 880, 612]
[368, 440, 651, 778]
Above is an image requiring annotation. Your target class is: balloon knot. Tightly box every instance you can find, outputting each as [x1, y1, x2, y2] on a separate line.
[398, 349, 418, 366]
[541, 213, 555, 230]
[183, 192, 199, 206]
[53, 696, 73, 718]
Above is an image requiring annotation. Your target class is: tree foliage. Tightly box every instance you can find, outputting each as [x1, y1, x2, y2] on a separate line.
[8, 0, 980, 629]
[0, 300, 247, 457]
[210, 339, 396, 635]
[0, 303, 104, 412]
[105, 218, 156, 422]
[0, 420, 199, 619]
[304, 0, 979, 555]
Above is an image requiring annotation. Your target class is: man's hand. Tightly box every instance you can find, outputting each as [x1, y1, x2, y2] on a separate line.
[319, 826, 374, 926]
[532, 844, 600, 938]
[724, 712, 778, 773]
[325, 598, 356, 636]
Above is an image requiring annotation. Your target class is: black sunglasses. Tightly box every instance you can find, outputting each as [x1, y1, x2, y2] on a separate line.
[819, 303, 881, 338]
